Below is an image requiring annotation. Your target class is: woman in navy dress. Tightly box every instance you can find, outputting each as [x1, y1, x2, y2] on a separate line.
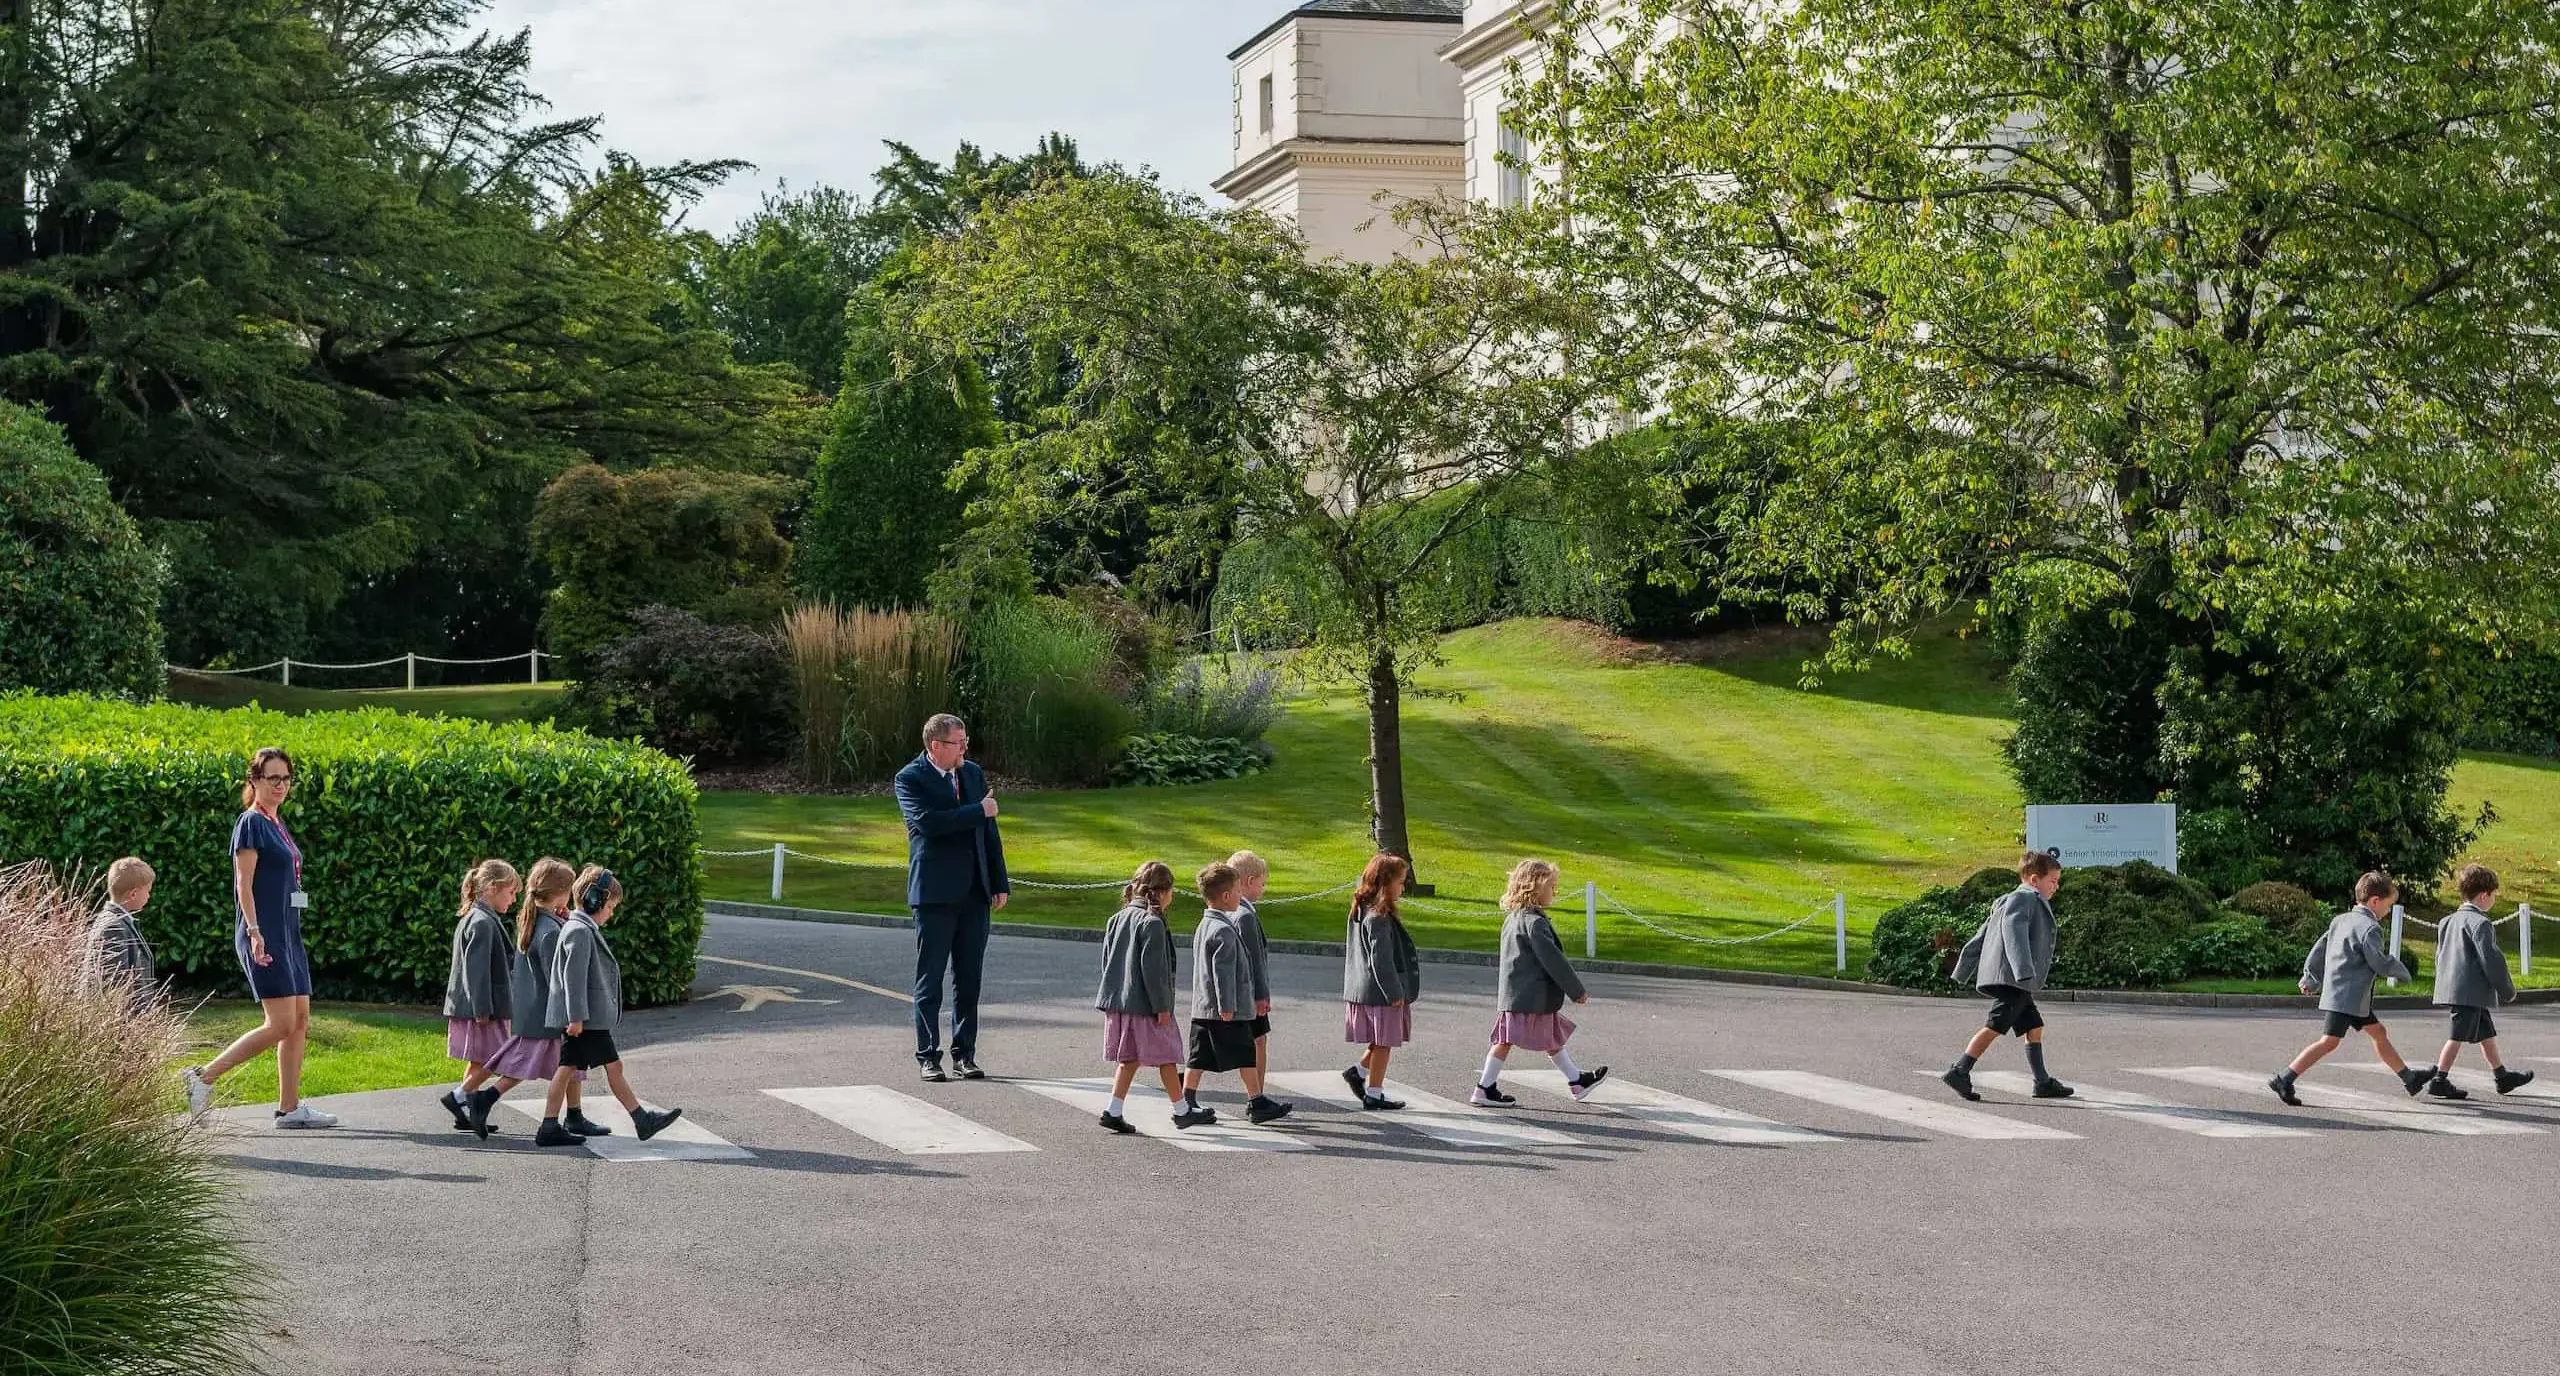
[181, 747, 337, 1127]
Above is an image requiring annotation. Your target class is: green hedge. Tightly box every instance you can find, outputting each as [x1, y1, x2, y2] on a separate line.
[1865, 861, 2300, 991]
[0, 402, 167, 700]
[0, 695, 703, 1005]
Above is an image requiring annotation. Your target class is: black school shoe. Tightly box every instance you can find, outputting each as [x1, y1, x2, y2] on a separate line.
[1172, 1105, 1217, 1129]
[1098, 1111, 1137, 1135]
[2427, 1071, 2470, 1100]
[1360, 1092, 1406, 1111]
[630, 1106, 683, 1141]
[1341, 1065, 1366, 1097]
[534, 1119, 581, 1148]
[2495, 1067, 2537, 1095]
[1939, 1065, 1981, 1101]
[1247, 1096, 1294, 1125]
[953, 1060, 986, 1081]
[2269, 1072, 2303, 1107]
[2398, 1066, 2435, 1095]
[2030, 1078, 2075, 1100]
[467, 1086, 504, 1139]
[437, 1089, 473, 1131]
[1470, 1083, 1517, 1107]
[564, 1108, 613, 1137]
[1570, 1068, 1611, 1102]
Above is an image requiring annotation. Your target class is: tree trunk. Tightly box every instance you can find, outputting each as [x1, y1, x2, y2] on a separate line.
[1364, 644, 1424, 890]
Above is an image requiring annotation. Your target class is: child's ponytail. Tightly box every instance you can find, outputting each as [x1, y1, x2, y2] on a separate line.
[516, 856, 576, 951]
[1124, 860, 1175, 912]
[457, 857, 520, 918]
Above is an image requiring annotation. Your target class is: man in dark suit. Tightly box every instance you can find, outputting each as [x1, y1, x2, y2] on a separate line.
[896, 713, 1010, 1081]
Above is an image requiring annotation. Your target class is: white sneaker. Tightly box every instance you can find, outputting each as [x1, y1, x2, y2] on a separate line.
[272, 1104, 340, 1129]
[181, 1067, 214, 1121]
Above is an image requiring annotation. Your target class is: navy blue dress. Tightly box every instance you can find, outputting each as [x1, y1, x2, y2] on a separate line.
[232, 809, 313, 998]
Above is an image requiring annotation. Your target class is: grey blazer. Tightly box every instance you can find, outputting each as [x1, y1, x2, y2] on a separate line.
[1343, 909, 1420, 1006]
[1096, 901, 1176, 1017]
[1236, 898, 1271, 1004]
[509, 909, 567, 1039]
[1497, 907, 1586, 1014]
[2432, 904, 2516, 1009]
[546, 911, 623, 1032]
[443, 901, 512, 1019]
[1192, 908, 1255, 1021]
[2302, 908, 2410, 1018]
[81, 901, 155, 996]
[1953, 887, 2057, 992]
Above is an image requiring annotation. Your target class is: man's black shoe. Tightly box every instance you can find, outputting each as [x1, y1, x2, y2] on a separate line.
[919, 1061, 949, 1083]
[953, 1059, 986, 1081]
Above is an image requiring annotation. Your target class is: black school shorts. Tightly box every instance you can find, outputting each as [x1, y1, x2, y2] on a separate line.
[1188, 1018, 1258, 1074]
[1249, 1013, 1271, 1038]
[561, 1027, 621, 1070]
[1983, 984, 2044, 1036]
[2323, 1011, 2380, 1037]
[2449, 1006, 2498, 1044]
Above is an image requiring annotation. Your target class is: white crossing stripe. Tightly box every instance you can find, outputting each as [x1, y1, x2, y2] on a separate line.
[498, 1098, 752, 1162]
[1011, 1078, 1314, 1153]
[2126, 1067, 2542, 1136]
[764, 1086, 1038, 1155]
[1959, 1071, 2312, 1139]
[1506, 1074, 1840, 1144]
[1267, 1072, 1585, 1147]
[1704, 1070, 2079, 1140]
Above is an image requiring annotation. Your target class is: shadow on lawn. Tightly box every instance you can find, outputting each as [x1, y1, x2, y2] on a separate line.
[1715, 632, 2016, 723]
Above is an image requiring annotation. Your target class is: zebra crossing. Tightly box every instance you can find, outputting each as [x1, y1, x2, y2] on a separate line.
[512, 1058, 2560, 1163]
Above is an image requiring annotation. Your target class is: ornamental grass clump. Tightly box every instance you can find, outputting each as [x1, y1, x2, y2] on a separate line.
[0, 862, 263, 1375]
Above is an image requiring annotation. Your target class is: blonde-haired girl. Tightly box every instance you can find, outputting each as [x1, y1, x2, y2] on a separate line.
[466, 858, 606, 1139]
[1472, 858, 1607, 1107]
[439, 858, 520, 1136]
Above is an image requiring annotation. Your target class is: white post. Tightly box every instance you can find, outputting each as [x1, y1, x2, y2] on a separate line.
[2523, 902, 2533, 978]
[1834, 892, 1848, 972]
[2390, 903, 2406, 958]
[1584, 881, 1597, 959]
[529, 649, 542, 684]
[281, 657, 292, 687]
[405, 652, 416, 692]
[770, 843, 786, 903]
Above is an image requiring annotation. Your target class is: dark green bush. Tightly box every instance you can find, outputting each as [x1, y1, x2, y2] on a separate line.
[1110, 733, 1273, 787]
[529, 462, 798, 672]
[558, 605, 793, 766]
[2463, 651, 2560, 757]
[1864, 866, 2019, 992]
[0, 695, 702, 1005]
[2229, 881, 2327, 945]
[2167, 916, 2298, 981]
[1868, 861, 2266, 991]
[0, 402, 167, 700]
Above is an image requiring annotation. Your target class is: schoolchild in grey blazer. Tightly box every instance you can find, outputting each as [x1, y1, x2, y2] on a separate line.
[1227, 850, 1278, 1083]
[1941, 852, 2074, 1102]
[2424, 865, 2533, 1099]
[1341, 852, 1420, 1110]
[1178, 863, 1294, 1128]
[438, 860, 519, 1135]
[2270, 871, 2434, 1104]
[82, 886, 159, 1010]
[1473, 859, 1610, 1107]
[539, 867, 682, 1145]
[1095, 863, 1186, 1135]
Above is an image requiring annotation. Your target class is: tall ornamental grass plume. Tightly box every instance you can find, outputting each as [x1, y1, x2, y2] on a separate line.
[843, 608, 959, 780]
[0, 862, 263, 1376]
[784, 603, 859, 786]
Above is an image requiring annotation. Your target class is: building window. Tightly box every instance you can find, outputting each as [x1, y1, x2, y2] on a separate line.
[1497, 113, 1530, 208]
[1258, 75, 1275, 134]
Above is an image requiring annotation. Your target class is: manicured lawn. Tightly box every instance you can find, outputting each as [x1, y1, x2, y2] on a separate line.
[182, 1002, 457, 1103]
[700, 618, 2560, 983]
[167, 670, 566, 724]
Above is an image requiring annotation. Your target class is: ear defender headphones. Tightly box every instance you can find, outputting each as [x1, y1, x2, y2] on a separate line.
[582, 869, 618, 914]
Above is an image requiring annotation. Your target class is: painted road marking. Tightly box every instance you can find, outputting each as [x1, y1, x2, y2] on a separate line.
[2127, 1067, 2541, 1136]
[764, 1085, 1038, 1155]
[498, 1099, 753, 1162]
[1505, 1074, 1840, 1144]
[1704, 1070, 2079, 1140]
[697, 954, 906, 1002]
[1957, 1071, 2312, 1139]
[1012, 1078, 1315, 1153]
[1267, 1072, 1586, 1148]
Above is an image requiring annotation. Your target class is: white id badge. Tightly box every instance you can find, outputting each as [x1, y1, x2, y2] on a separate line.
[290, 891, 309, 910]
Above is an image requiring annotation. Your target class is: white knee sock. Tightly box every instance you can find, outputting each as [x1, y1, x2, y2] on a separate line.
[1480, 1051, 1507, 1088]
[1552, 1048, 1582, 1081]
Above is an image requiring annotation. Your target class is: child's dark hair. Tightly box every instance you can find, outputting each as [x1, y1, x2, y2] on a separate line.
[1124, 860, 1175, 910]
[2354, 871, 2399, 904]
[2457, 864, 2500, 901]
[573, 864, 623, 915]
[1197, 862, 1240, 906]
[1352, 852, 1409, 920]
[2018, 850, 2061, 880]
[516, 857, 576, 951]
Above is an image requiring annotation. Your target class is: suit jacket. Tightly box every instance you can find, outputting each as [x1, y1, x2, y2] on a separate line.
[896, 753, 1010, 908]
[1953, 886, 2057, 992]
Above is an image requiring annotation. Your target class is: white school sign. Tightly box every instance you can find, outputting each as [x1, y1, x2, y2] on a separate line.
[2025, 804, 2178, 873]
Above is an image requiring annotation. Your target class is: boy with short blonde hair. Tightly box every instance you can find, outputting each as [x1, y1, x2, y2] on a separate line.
[83, 857, 158, 1003]
[2428, 864, 2532, 1099]
[1227, 850, 1279, 1099]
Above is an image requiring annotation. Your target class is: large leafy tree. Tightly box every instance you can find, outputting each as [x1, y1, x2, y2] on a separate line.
[1506, 0, 2560, 885]
[904, 174, 1589, 873]
[0, 0, 805, 664]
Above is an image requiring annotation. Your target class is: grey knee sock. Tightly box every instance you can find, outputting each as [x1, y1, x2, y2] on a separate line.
[2025, 1043, 2050, 1080]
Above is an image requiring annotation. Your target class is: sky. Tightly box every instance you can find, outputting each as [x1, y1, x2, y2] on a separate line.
[474, 0, 1270, 232]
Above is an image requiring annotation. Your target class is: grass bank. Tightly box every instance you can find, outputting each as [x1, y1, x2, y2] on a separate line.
[167, 670, 565, 724]
[183, 1002, 455, 1103]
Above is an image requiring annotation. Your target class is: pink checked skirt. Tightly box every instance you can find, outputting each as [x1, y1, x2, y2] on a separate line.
[1103, 1011, 1184, 1067]
[1491, 1010, 1575, 1053]
[447, 1016, 508, 1063]
[482, 1032, 584, 1082]
[1343, 1001, 1412, 1048]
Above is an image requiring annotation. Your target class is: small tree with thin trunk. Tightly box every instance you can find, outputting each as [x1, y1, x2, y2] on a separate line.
[901, 173, 1591, 875]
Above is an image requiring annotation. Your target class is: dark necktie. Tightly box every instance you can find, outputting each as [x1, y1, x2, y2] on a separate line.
[947, 770, 962, 801]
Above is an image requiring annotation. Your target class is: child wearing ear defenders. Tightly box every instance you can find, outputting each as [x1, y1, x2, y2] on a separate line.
[538, 865, 683, 1147]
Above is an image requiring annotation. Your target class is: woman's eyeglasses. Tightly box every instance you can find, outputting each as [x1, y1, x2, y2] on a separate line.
[255, 774, 294, 786]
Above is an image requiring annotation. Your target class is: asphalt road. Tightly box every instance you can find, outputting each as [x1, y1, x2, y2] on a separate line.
[211, 913, 2560, 1376]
